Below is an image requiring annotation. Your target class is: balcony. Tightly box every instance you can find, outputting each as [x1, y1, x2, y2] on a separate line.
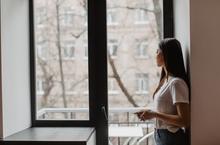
[37, 107, 155, 145]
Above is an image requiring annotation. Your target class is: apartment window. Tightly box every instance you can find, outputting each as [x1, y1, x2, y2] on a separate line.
[83, 78, 89, 95]
[135, 9, 148, 24]
[35, 7, 47, 27]
[36, 40, 47, 60]
[84, 11, 88, 27]
[108, 39, 118, 58]
[36, 78, 46, 95]
[108, 78, 118, 95]
[136, 40, 149, 58]
[107, 9, 118, 25]
[135, 73, 149, 94]
[84, 40, 88, 59]
[61, 7, 74, 26]
[62, 41, 75, 59]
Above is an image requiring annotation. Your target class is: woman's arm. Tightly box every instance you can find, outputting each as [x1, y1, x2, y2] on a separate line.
[155, 103, 190, 127]
[139, 103, 190, 128]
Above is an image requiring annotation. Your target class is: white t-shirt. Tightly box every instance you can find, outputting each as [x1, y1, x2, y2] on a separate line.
[153, 76, 189, 133]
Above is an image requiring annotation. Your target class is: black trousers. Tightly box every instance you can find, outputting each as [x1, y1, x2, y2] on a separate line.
[154, 129, 190, 145]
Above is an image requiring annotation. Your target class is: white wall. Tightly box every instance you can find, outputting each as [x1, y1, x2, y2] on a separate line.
[175, 0, 220, 145]
[190, 0, 220, 145]
[0, 0, 31, 138]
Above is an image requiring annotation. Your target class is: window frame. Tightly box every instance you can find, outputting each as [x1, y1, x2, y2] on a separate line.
[134, 9, 149, 25]
[135, 39, 149, 59]
[60, 7, 74, 26]
[135, 73, 149, 95]
[107, 39, 118, 58]
[61, 40, 75, 60]
[29, 0, 174, 128]
[107, 9, 118, 26]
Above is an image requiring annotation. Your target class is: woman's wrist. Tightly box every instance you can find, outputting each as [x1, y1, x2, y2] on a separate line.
[152, 110, 158, 118]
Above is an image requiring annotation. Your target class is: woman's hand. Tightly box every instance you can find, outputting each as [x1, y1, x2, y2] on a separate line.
[135, 109, 156, 121]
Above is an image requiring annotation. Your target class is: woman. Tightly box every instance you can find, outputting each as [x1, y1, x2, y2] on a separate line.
[136, 38, 190, 145]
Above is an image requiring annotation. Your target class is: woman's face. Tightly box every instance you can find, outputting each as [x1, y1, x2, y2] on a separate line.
[156, 48, 165, 67]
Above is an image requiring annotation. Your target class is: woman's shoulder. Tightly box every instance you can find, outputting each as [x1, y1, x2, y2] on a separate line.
[169, 76, 188, 89]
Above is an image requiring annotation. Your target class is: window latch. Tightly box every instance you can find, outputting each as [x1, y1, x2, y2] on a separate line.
[101, 106, 108, 121]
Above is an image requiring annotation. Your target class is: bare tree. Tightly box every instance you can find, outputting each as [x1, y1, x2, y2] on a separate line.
[108, 52, 139, 107]
[55, 0, 68, 109]
[38, 57, 54, 108]
[35, 0, 162, 113]
[107, 1, 162, 107]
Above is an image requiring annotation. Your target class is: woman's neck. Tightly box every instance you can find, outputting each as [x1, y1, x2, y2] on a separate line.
[163, 67, 169, 81]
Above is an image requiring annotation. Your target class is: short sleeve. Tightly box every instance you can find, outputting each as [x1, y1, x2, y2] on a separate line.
[170, 79, 189, 104]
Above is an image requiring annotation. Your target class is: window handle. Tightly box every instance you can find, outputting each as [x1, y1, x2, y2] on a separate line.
[101, 106, 108, 121]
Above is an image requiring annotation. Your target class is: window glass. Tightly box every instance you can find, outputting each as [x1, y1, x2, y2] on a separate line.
[34, 0, 89, 120]
[107, 0, 163, 144]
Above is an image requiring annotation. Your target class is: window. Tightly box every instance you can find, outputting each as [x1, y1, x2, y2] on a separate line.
[62, 41, 75, 59]
[107, 9, 118, 25]
[135, 73, 149, 94]
[83, 78, 89, 95]
[36, 41, 47, 60]
[108, 78, 118, 95]
[108, 39, 118, 58]
[60, 7, 74, 26]
[36, 78, 46, 95]
[35, 7, 47, 27]
[84, 40, 88, 59]
[136, 40, 149, 58]
[135, 9, 148, 24]
[33, 0, 89, 121]
[31, 0, 174, 136]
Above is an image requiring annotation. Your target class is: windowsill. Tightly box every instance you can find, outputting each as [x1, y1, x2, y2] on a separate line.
[83, 57, 88, 60]
[135, 56, 149, 59]
[135, 91, 149, 95]
[109, 56, 117, 59]
[62, 58, 75, 61]
[66, 91, 77, 95]
[1, 127, 95, 144]
[134, 21, 149, 25]
[107, 23, 119, 26]
[108, 91, 119, 95]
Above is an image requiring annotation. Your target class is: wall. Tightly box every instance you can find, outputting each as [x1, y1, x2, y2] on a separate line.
[190, 0, 220, 145]
[175, 0, 220, 145]
[0, 0, 31, 138]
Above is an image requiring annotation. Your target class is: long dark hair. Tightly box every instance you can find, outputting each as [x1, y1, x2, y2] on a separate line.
[153, 38, 189, 97]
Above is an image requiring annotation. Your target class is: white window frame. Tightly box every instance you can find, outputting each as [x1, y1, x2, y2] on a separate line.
[62, 41, 75, 60]
[108, 78, 119, 95]
[108, 39, 118, 58]
[84, 11, 88, 27]
[107, 9, 118, 26]
[83, 40, 88, 60]
[36, 78, 46, 95]
[83, 78, 89, 95]
[136, 40, 149, 59]
[36, 7, 47, 27]
[60, 7, 74, 26]
[135, 73, 149, 94]
[36, 39, 47, 60]
[135, 9, 149, 24]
